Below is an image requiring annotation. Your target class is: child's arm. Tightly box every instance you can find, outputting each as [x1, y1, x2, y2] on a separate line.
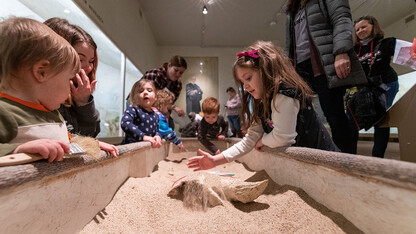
[261, 94, 298, 148]
[120, 107, 146, 141]
[13, 139, 70, 162]
[157, 113, 182, 146]
[188, 122, 265, 170]
[197, 121, 219, 154]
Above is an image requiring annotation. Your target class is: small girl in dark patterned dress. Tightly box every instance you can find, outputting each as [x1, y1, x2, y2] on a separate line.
[121, 79, 161, 148]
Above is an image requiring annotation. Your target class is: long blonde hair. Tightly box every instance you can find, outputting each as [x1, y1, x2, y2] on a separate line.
[233, 41, 313, 128]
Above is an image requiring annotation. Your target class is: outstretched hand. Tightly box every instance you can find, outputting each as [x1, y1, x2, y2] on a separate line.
[187, 149, 216, 171]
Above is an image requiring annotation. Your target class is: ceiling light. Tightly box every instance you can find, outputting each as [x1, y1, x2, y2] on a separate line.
[200, 62, 203, 65]
[63, 9, 71, 14]
[202, 5, 208, 15]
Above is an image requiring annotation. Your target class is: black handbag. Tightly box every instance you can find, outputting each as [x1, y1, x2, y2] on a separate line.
[346, 41, 389, 131]
[346, 76, 388, 131]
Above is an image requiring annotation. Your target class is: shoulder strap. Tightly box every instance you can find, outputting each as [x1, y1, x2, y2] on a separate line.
[368, 39, 382, 76]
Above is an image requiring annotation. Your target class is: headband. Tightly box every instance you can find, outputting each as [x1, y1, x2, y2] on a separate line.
[237, 49, 259, 59]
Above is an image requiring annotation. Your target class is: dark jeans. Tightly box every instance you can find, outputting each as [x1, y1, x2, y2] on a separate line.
[372, 80, 399, 157]
[227, 115, 241, 131]
[296, 59, 355, 153]
[227, 115, 242, 137]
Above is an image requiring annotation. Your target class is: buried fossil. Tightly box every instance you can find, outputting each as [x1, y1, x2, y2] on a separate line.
[167, 172, 268, 210]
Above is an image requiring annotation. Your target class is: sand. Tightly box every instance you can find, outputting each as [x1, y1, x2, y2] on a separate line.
[81, 155, 362, 233]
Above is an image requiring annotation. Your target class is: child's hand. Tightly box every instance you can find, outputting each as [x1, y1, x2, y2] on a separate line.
[98, 141, 119, 158]
[178, 143, 185, 151]
[217, 135, 225, 141]
[70, 69, 97, 106]
[13, 139, 70, 162]
[254, 139, 264, 152]
[143, 135, 160, 148]
[154, 135, 162, 148]
[187, 149, 216, 171]
[215, 149, 221, 155]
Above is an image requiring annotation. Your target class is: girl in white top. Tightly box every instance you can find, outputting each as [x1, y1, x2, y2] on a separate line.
[187, 41, 338, 171]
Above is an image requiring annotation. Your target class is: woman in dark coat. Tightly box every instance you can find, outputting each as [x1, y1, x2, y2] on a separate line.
[186, 76, 203, 114]
[285, 0, 366, 154]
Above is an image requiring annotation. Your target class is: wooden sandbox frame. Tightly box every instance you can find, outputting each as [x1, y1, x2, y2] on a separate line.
[0, 138, 415, 233]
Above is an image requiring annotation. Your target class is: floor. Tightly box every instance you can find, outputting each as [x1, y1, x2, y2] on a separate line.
[356, 140, 400, 161]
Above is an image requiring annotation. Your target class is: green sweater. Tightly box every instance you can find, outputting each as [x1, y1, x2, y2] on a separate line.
[0, 94, 69, 156]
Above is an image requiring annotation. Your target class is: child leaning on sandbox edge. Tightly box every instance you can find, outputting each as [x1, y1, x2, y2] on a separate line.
[188, 41, 339, 171]
[0, 17, 80, 161]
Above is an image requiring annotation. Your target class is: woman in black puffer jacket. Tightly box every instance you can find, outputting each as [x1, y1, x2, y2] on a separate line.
[285, 0, 365, 154]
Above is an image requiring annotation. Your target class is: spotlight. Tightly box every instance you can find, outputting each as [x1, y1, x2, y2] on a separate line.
[202, 5, 208, 14]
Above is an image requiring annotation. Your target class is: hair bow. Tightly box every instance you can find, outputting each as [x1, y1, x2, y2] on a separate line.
[237, 49, 259, 59]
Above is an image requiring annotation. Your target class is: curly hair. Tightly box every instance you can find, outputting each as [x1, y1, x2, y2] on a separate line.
[153, 89, 175, 111]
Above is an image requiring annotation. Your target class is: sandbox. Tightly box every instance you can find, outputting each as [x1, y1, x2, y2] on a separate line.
[0, 138, 415, 233]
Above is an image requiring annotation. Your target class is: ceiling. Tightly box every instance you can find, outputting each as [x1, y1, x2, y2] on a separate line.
[138, 0, 416, 48]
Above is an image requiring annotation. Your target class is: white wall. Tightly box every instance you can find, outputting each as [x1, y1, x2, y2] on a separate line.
[73, 0, 159, 72]
[72, 0, 243, 112]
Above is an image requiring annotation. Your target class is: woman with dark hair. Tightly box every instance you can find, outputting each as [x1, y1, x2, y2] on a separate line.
[44, 17, 100, 137]
[354, 15, 399, 158]
[285, 0, 365, 154]
[141, 55, 187, 128]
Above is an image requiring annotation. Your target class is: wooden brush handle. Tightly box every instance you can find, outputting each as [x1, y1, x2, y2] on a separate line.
[0, 153, 44, 166]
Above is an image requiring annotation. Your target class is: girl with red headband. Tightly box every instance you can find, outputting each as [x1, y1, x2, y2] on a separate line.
[188, 41, 338, 171]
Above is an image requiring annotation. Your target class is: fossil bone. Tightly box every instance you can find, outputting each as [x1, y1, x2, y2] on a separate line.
[168, 172, 268, 210]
